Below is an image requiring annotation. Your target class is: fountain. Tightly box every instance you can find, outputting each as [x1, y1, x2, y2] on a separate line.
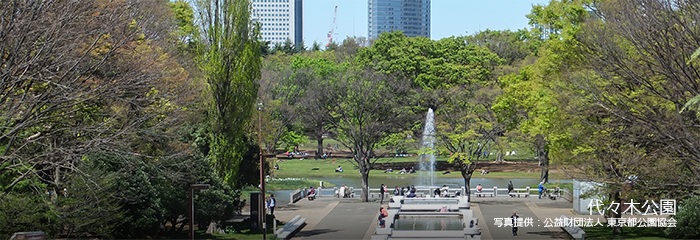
[418, 108, 436, 187]
[373, 195, 481, 240]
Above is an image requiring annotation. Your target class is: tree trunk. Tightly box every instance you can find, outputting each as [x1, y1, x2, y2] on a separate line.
[462, 169, 472, 196]
[359, 159, 370, 202]
[316, 137, 324, 159]
[611, 190, 623, 234]
[495, 151, 504, 163]
[538, 148, 549, 183]
[535, 134, 549, 183]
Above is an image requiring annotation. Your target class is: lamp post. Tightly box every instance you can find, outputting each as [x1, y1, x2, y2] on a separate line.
[258, 103, 267, 240]
[189, 184, 210, 240]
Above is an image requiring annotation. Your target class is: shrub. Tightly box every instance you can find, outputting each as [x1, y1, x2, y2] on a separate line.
[665, 195, 700, 239]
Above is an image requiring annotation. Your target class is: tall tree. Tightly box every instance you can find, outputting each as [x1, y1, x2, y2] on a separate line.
[493, 0, 591, 183]
[320, 69, 413, 202]
[194, 0, 262, 189]
[567, 0, 700, 197]
[437, 85, 503, 195]
[0, 0, 185, 194]
[293, 54, 349, 158]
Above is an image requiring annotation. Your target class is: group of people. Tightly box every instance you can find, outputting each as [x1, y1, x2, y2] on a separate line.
[432, 184, 458, 197]
[382, 167, 416, 174]
[390, 185, 418, 198]
[337, 184, 353, 198]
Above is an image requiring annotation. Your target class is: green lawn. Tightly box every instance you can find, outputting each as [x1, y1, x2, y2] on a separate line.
[296, 138, 538, 162]
[272, 157, 553, 180]
[581, 226, 670, 240]
[265, 177, 337, 190]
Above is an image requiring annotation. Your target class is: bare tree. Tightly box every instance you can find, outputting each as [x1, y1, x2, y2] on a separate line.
[0, 0, 185, 195]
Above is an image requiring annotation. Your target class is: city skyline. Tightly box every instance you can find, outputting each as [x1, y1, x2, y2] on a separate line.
[368, 0, 431, 39]
[303, 0, 549, 48]
[252, 0, 303, 46]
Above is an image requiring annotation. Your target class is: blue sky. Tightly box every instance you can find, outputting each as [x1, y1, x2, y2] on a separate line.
[302, 0, 550, 47]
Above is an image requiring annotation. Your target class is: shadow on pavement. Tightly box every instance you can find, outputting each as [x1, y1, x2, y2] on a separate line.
[294, 228, 340, 237]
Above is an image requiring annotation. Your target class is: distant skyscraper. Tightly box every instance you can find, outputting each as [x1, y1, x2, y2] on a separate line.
[251, 0, 303, 46]
[368, 0, 431, 39]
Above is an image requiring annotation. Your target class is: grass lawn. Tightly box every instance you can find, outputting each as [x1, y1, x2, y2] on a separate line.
[265, 177, 337, 190]
[297, 138, 539, 162]
[272, 157, 558, 180]
[581, 226, 670, 240]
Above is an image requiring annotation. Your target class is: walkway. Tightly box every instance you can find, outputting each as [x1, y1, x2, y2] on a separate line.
[472, 197, 571, 239]
[272, 194, 579, 240]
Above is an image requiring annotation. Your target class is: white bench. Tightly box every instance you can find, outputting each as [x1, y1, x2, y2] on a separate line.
[473, 191, 494, 197]
[275, 215, 306, 240]
[560, 215, 585, 240]
[509, 190, 529, 198]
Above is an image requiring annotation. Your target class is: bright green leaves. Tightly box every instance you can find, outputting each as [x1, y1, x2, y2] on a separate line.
[448, 152, 472, 165]
[194, 0, 261, 189]
[357, 31, 502, 90]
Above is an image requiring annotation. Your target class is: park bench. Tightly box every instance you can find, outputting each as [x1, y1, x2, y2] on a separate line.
[474, 191, 494, 197]
[275, 215, 307, 240]
[509, 189, 529, 198]
[560, 215, 585, 240]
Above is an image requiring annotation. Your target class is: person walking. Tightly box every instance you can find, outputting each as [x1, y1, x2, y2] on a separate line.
[380, 184, 386, 204]
[538, 182, 544, 199]
[268, 194, 277, 216]
[508, 181, 514, 197]
[510, 211, 520, 236]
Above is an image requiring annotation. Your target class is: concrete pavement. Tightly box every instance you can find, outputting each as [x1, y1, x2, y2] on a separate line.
[472, 197, 570, 239]
[272, 194, 579, 240]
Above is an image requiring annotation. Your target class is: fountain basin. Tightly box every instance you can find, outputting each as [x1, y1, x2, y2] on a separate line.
[375, 196, 481, 240]
[388, 196, 470, 211]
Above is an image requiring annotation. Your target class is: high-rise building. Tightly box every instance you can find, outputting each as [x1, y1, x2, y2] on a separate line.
[251, 0, 303, 46]
[368, 0, 430, 39]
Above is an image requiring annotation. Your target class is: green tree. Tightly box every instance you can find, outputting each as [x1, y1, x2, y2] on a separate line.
[321, 68, 413, 202]
[665, 195, 700, 239]
[194, 0, 262, 189]
[492, 0, 590, 184]
[357, 31, 501, 91]
[311, 41, 322, 52]
[437, 85, 503, 193]
[293, 54, 349, 158]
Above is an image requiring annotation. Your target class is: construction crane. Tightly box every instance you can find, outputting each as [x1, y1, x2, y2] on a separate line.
[326, 6, 337, 47]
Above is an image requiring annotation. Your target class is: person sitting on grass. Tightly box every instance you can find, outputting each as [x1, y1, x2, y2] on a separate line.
[335, 165, 343, 172]
[409, 167, 416, 173]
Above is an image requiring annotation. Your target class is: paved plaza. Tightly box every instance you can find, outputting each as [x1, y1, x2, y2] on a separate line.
[271, 194, 587, 240]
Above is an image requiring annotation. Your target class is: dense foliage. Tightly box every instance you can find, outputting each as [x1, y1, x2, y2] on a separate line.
[2, 0, 698, 238]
